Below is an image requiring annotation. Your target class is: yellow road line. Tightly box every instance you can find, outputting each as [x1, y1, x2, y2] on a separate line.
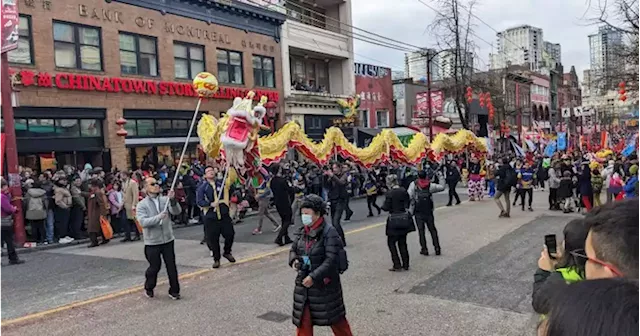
[1, 202, 463, 327]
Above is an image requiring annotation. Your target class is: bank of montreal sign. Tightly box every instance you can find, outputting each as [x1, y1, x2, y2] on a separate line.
[9, 69, 280, 102]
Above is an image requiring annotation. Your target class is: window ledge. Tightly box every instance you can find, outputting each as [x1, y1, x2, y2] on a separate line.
[55, 67, 105, 75]
[291, 90, 350, 99]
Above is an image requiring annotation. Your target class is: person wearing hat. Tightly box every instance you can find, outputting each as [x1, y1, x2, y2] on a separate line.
[289, 194, 352, 335]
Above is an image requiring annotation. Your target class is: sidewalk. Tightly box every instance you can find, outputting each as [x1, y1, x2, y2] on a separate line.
[2, 187, 469, 256]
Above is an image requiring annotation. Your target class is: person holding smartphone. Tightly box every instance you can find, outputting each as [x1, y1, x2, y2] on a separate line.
[531, 219, 591, 315]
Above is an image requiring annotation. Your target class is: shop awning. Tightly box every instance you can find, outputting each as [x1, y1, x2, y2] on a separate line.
[389, 127, 418, 137]
[357, 128, 382, 137]
[125, 137, 200, 146]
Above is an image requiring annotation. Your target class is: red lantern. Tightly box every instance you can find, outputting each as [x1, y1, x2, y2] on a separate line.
[115, 117, 128, 126]
[479, 93, 485, 107]
[619, 81, 626, 89]
[466, 87, 473, 103]
[620, 95, 627, 102]
[115, 117, 128, 137]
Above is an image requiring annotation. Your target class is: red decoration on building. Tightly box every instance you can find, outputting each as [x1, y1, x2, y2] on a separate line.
[479, 92, 485, 107]
[618, 81, 627, 102]
[466, 87, 473, 103]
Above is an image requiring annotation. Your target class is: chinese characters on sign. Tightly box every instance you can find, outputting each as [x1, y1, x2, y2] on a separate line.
[359, 91, 382, 101]
[415, 91, 444, 117]
[1, 0, 19, 54]
[10, 69, 280, 102]
[22, 0, 49, 10]
[76, 4, 276, 53]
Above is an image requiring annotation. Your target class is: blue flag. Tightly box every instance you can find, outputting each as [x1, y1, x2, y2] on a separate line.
[622, 134, 638, 157]
[557, 132, 567, 151]
[544, 140, 557, 157]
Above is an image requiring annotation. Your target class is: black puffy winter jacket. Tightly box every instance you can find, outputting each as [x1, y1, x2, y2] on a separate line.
[289, 219, 346, 327]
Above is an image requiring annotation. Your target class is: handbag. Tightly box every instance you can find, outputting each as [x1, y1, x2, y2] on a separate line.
[1, 215, 14, 229]
[387, 211, 415, 232]
[100, 216, 114, 240]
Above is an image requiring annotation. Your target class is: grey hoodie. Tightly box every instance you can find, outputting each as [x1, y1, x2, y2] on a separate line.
[136, 194, 181, 246]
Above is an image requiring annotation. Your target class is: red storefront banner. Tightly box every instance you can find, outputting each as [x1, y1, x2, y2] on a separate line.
[9, 69, 280, 102]
[354, 63, 394, 127]
[415, 91, 444, 117]
[0, 133, 5, 176]
[1, 0, 19, 54]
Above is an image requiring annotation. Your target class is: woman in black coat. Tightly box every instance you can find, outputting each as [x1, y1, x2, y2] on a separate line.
[381, 174, 414, 271]
[289, 195, 352, 336]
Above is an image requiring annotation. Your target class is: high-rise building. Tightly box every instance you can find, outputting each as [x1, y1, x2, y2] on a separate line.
[404, 48, 473, 81]
[404, 49, 438, 82]
[490, 25, 543, 71]
[544, 41, 561, 64]
[588, 26, 623, 91]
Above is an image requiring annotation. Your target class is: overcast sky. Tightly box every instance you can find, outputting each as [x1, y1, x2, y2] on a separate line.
[351, 0, 603, 80]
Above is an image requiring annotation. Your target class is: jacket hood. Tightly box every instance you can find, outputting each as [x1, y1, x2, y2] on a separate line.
[27, 188, 46, 197]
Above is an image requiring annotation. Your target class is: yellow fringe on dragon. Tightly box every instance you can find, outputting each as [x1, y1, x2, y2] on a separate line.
[197, 113, 487, 167]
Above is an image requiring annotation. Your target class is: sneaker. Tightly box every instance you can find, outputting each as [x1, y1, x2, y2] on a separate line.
[252, 228, 262, 235]
[435, 248, 441, 256]
[528, 207, 534, 212]
[273, 225, 281, 233]
[223, 253, 236, 263]
[144, 289, 154, 298]
[168, 293, 181, 300]
[343, 219, 351, 223]
[9, 259, 24, 265]
[419, 249, 429, 256]
[212, 260, 221, 268]
[188, 218, 199, 224]
[59, 237, 70, 244]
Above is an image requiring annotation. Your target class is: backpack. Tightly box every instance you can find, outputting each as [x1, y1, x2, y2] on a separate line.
[27, 196, 45, 213]
[414, 184, 433, 213]
[504, 167, 518, 187]
[323, 224, 349, 274]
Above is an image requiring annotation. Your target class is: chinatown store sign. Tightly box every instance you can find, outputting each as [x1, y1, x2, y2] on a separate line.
[9, 69, 280, 102]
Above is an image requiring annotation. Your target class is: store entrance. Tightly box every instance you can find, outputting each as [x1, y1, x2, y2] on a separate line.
[128, 144, 204, 171]
[18, 151, 106, 173]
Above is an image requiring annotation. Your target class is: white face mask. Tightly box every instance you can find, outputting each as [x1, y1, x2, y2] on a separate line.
[301, 214, 314, 226]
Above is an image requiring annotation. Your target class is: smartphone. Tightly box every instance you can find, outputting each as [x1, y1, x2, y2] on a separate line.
[544, 234, 557, 259]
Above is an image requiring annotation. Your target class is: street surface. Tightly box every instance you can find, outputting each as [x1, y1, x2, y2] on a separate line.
[1, 189, 579, 335]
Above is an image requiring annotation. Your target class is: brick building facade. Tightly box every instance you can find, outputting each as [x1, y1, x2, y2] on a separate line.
[5, 0, 285, 171]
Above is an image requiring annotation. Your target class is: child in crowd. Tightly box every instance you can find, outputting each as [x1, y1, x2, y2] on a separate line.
[174, 181, 188, 225]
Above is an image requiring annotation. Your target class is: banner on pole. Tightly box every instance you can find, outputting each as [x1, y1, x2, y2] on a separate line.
[1, 0, 20, 54]
[0, 133, 5, 175]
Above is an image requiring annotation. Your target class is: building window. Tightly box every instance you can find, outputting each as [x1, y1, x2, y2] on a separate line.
[290, 56, 329, 93]
[119, 33, 158, 76]
[359, 110, 369, 128]
[252, 55, 275, 88]
[53, 21, 102, 70]
[174, 42, 205, 79]
[217, 49, 243, 84]
[124, 118, 201, 137]
[308, 117, 322, 129]
[376, 110, 389, 128]
[4, 118, 103, 138]
[80, 119, 102, 137]
[7, 15, 33, 64]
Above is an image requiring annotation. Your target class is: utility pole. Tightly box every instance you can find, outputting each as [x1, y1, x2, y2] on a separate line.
[426, 57, 433, 142]
[1, 53, 26, 245]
